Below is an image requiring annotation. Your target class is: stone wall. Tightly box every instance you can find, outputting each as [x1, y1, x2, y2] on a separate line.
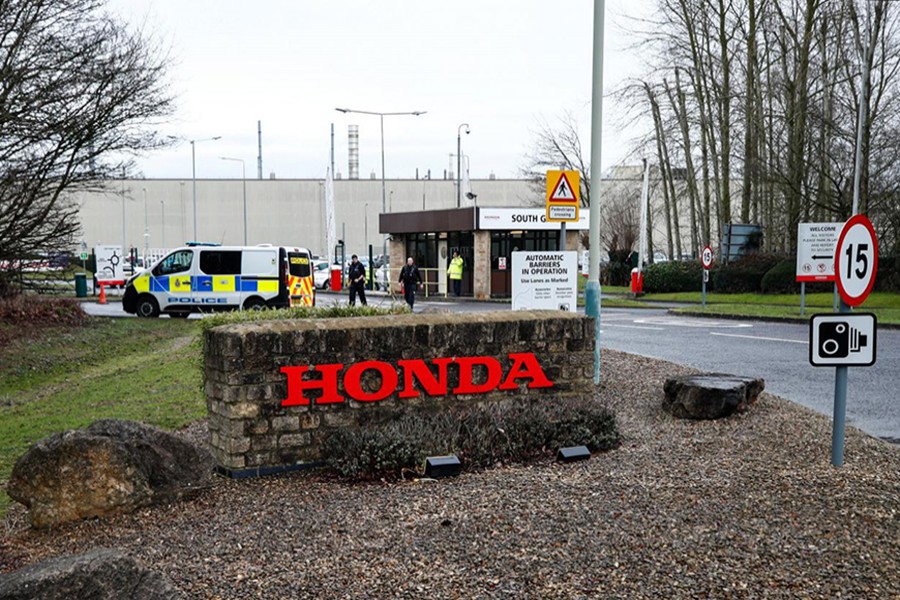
[204, 310, 595, 477]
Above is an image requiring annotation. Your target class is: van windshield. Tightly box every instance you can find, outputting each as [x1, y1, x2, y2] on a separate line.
[288, 252, 311, 277]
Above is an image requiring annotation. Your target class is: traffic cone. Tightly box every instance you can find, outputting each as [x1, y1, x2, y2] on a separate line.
[98, 284, 107, 305]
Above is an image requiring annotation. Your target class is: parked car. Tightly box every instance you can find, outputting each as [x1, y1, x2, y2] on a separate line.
[313, 260, 332, 289]
[375, 264, 390, 291]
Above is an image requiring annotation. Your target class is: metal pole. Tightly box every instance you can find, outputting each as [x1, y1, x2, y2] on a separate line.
[160, 199, 165, 249]
[800, 281, 806, 316]
[457, 133, 462, 208]
[560, 222, 566, 251]
[142, 187, 149, 263]
[381, 114, 387, 265]
[241, 162, 247, 245]
[586, 0, 606, 384]
[191, 141, 197, 241]
[702, 274, 707, 308]
[832, 300, 851, 466]
[851, 6, 871, 216]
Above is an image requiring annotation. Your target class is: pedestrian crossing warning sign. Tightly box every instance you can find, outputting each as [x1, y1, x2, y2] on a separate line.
[546, 170, 580, 222]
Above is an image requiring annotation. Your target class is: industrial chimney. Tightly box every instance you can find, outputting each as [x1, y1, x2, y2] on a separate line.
[348, 125, 359, 180]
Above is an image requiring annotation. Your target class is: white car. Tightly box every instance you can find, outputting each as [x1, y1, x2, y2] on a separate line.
[313, 260, 332, 289]
[375, 264, 390, 291]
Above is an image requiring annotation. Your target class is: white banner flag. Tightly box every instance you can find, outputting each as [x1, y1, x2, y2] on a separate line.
[325, 166, 336, 263]
[461, 161, 476, 207]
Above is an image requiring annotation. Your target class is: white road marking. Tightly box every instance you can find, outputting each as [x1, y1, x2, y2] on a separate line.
[710, 332, 806, 344]
[606, 324, 667, 331]
[634, 317, 752, 329]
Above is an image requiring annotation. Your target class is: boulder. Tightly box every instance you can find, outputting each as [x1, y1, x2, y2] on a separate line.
[0, 548, 183, 600]
[663, 374, 765, 420]
[7, 419, 214, 528]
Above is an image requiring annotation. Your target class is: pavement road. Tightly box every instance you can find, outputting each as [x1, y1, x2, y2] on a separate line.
[82, 293, 900, 442]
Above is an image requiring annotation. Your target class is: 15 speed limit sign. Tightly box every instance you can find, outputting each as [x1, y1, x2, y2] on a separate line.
[701, 246, 713, 269]
[835, 214, 878, 307]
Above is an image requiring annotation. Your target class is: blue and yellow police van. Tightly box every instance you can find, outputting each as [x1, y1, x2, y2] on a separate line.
[123, 243, 315, 318]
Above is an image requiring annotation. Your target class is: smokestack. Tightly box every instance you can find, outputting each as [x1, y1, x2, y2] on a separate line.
[348, 125, 359, 180]
[257, 120, 263, 180]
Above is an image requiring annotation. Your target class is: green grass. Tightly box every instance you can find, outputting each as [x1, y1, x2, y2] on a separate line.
[673, 303, 900, 324]
[642, 290, 900, 309]
[0, 318, 205, 515]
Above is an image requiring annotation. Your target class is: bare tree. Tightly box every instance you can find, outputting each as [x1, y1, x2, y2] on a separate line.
[520, 110, 592, 208]
[0, 0, 173, 295]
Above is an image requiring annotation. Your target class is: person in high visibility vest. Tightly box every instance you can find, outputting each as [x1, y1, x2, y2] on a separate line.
[448, 250, 463, 297]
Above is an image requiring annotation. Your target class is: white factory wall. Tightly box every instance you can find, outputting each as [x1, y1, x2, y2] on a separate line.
[73, 178, 541, 259]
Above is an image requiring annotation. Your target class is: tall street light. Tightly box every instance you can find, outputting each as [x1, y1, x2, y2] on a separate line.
[142, 187, 149, 262]
[335, 108, 426, 262]
[160, 198, 166, 249]
[220, 156, 248, 245]
[457, 123, 470, 207]
[190, 136, 221, 241]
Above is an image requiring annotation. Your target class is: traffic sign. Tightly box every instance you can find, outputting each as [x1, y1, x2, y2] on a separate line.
[796, 222, 840, 282]
[80, 252, 88, 261]
[835, 214, 878, 307]
[546, 170, 580, 223]
[701, 246, 713, 269]
[809, 313, 876, 367]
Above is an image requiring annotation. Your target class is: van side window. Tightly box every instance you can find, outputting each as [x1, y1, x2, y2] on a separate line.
[153, 250, 194, 276]
[200, 251, 242, 275]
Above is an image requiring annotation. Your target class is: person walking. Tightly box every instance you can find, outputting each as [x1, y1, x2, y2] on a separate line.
[448, 250, 464, 297]
[398, 256, 422, 309]
[347, 254, 367, 306]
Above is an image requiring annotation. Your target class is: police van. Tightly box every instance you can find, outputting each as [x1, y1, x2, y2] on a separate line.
[122, 244, 315, 318]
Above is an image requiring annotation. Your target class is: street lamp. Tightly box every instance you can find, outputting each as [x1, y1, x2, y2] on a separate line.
[142, 187, 149, 263]
[335, 108, 426, 263]
[220, 156, 248, 245]
[457, 123, 470, 207]
[190, 136, 221, 241]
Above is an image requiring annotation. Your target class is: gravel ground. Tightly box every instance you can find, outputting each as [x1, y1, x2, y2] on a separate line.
[2, 349, 900, 599]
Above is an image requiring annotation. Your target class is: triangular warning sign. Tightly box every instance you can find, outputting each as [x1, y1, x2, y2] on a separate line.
[549, 173, 577, 202]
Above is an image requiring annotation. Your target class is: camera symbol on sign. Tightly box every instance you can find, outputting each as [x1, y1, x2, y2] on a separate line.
[819, 321, 867, 359]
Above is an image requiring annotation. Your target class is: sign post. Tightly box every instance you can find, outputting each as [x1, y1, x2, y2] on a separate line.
[796, 222, 840, 316]
[813, 214, 878, 467]
[701, 245, 713, 308]
[511, 251, 577, 312]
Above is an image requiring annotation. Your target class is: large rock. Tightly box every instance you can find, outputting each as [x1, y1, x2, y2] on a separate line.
[663, 374, 765, 420]
[0, 548, 183, 600]
[7, 419, 214, 528]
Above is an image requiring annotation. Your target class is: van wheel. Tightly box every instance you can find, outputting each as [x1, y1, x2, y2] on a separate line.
[243, 297, 267, 311]
[135, 295, 160, 318]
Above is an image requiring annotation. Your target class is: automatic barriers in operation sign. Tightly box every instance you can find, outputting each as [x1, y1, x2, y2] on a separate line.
[809, 313, 877, 367]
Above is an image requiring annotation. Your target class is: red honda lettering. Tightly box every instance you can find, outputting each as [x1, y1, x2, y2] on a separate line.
[280, 364, 344, 406]
[344, 361, 398, 402]
[397, 358, 452, 399]
[499, 352, 554, 390]
[453, 356, 502, 394]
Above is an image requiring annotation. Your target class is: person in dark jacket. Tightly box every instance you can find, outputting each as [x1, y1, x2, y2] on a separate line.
[398, 256, 422, 309]
[347, 254, 367, 306]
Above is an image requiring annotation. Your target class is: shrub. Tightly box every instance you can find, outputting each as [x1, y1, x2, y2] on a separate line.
[321, 398, 620, 480]
[713, 254, 782, 293]
[643, 260, 704, 293]
[874, 255, 900, 292]
[760, 260, 797, 294]
[605, 250, 632, 287]
[0, 296, 87, 326]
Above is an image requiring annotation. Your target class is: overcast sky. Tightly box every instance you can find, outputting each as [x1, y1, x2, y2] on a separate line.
[107, 0, 655, 181]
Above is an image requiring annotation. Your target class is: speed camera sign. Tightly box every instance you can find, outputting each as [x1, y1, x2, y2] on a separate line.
[835, 214, 878, 307]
